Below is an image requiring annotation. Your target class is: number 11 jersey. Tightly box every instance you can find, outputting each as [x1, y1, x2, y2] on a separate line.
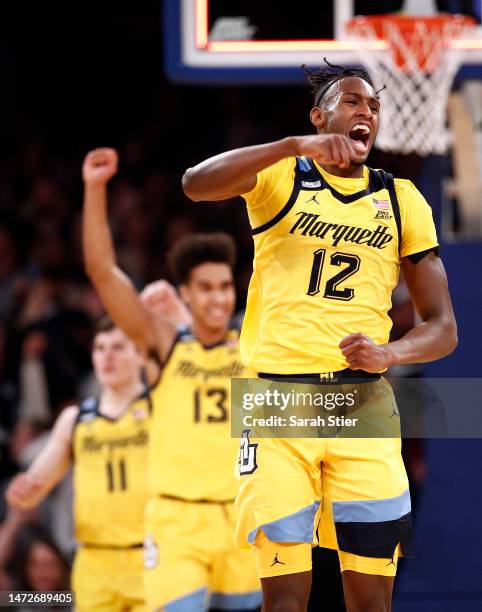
[73, 391, 151, 547]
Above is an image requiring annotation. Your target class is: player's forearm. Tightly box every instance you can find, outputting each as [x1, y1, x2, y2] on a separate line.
[83, 182, 170, 352]
[385, 316, 458, 366]
[7, 471, 57, 511]
[8, 409, 76, 511]
[83, 183, 117, 280]
[20, 451, 71, 509]
[0, 512, 25, 566]
[182, 137, 298, 201]
[8, 484, 45, 510]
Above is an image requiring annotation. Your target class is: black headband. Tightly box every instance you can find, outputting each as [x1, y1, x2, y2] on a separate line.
[314, 75, 350, 107]
[314, 73, 376, 108]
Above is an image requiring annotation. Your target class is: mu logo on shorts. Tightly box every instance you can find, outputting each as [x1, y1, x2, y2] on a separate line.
[238, 430, 258, 475]
[143, 534, 159, 570]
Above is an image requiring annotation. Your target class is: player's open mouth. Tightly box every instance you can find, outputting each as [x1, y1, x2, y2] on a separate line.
[208, 308, 228, 319]
[348, 123, 370, 153]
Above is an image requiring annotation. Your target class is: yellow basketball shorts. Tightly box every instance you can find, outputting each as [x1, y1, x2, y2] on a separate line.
[144, 496, 261, 611]
[72, 545, 145, 612]
[235, 377, 413, 579]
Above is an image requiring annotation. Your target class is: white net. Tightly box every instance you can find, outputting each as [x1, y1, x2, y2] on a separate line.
[346, 16, 474, 156]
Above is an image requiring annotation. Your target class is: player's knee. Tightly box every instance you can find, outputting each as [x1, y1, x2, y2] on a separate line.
[261, 575, 311, 612]
[345, 590, 392, 612]
[262, 594, 307, 612]
[345, 598, 391, 612]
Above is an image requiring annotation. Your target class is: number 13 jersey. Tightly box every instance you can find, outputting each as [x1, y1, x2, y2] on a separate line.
[240, 156, 438, 374]
[149, 327, 251, 502]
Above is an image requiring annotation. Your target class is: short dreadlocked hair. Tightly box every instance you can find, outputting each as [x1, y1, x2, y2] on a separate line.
[303, 58, 375, 108]
[168, 232, 236, 285]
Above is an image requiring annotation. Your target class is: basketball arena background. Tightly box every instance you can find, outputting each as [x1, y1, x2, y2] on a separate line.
[0, 1, 481, 610]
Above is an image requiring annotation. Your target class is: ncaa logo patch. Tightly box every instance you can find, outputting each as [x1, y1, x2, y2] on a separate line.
[143, 534, 159, 570]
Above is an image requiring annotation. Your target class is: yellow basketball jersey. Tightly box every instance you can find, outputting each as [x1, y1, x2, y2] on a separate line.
[73, 390, 151, 546]
[241, 157, 438, 374]
[149, 327, 250, 501]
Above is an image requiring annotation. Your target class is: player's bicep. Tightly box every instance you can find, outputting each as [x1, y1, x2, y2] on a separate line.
[402, 252, 455, 324]
[206, 175, 258, 201]
[397, 181, 438, 258]
[242, 158, 295, 229]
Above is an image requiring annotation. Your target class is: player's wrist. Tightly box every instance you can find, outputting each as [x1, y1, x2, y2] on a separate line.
[282, 136, 302, 157]
[381, 343, 397, 368]
[84, 179, 109, 191]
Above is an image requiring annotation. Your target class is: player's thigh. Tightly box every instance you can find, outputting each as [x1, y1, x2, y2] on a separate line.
[72, 548, 118, 612]
[342, 568, 395, 612]
[144, 537, 209, 611]
[114, 548, 146, 612]
[338, 545, 400, 578]
[144, 498, 210, 611]
[252, 530, 312, 581]
[323, 435, 409, 509]
[210, 545, 261, 610]
[254, 531, 312, 612]
[236, 435, 323, 549]
[321, 436, 412, 561]
[321, 381, 412, 561]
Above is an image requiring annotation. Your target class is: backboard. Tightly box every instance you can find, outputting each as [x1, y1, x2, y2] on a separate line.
[164, 0, 482, 83]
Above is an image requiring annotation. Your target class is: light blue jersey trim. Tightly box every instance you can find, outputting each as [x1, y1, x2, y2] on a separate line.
[247, 501, 320, 544]
[165, 587, 208, 612]
[332, 489, 411, 523]
[298, 156, 311, 172]
[210, 590, 262, 610]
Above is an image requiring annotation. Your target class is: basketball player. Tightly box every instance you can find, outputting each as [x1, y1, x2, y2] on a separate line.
[182, 64, 458, 611]
[6, 318, 152, 611]
[82, 148, 261, 611]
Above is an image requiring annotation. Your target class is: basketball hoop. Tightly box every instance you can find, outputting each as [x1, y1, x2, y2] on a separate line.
[346, 14, 475, 155]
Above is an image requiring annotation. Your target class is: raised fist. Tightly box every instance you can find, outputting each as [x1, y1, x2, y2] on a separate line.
[294, 134, 360, 169]
[141, 280, 192, 326]
[82, 148, 119, 186]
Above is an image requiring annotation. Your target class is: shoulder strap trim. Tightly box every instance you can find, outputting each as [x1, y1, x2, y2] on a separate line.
[298, 156, 312, 172]
[251, 158, 303, 236]
[305, 158, 387, 204]
[75, 396, 99, 423]
[160, 327, 185, 367]
[377, 170, 402, 254]
[139, 373, 154, 415]
[154, 325, 186, 388]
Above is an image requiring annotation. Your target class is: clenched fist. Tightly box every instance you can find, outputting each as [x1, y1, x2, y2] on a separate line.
[141, 280, 192, 326]
[294, 134, 360, 169]
[82, 148, 119, 186]
[340, 333, 393, 373]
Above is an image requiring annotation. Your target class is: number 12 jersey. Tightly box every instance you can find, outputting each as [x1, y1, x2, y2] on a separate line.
[240, 156, 439, 374]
